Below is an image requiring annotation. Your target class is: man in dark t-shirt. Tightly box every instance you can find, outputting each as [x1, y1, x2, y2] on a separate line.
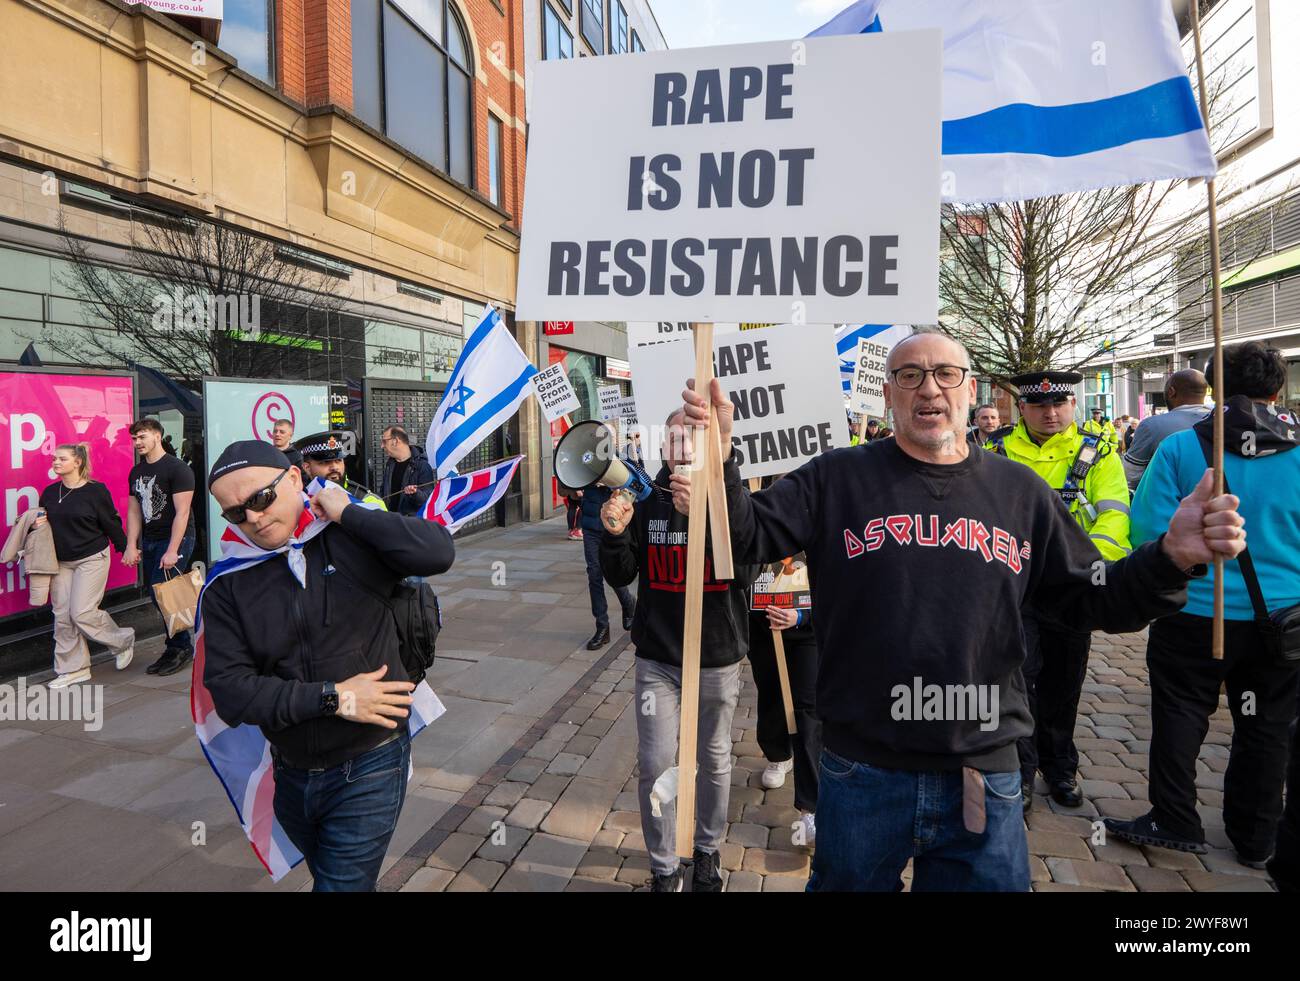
[125, 418, 197, 676]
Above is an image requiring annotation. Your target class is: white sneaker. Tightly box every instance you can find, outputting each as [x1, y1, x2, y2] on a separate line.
[115, 640, 134, 670]
[798, 812, 816, 846]
[49, 668, 91, 688]
[761, 758, 793, 789]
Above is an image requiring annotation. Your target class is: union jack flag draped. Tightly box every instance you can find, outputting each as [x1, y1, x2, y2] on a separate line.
[190, 479, 445, 880]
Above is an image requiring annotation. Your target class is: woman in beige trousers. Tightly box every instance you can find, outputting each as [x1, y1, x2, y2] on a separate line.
[35, 443, 134, 688]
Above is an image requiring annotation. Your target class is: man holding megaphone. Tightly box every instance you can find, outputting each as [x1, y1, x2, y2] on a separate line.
[593, 412, 756, 892]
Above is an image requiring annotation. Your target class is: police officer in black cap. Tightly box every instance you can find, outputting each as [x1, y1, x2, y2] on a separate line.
[295, 431, 387, 510]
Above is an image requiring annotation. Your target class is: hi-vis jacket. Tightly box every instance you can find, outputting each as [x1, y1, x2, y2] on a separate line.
[986, 421, 1132, 560]
[1081, 417, 1119, 449]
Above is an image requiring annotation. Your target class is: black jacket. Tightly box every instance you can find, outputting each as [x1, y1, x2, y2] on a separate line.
[600, 466, 757, 669]
[202, 504, 454, 769]
[380, 445, 436, 516]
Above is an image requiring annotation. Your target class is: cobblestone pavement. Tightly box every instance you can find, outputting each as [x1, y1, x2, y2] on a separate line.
[384, 609, 1277, 893]
[0, 515, 1276, 892]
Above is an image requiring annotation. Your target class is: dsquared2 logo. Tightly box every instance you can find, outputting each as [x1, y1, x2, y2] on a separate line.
[842, 515, 1031, 574]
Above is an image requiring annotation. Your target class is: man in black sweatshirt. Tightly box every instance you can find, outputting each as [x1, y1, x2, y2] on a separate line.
[600, 413, 756, 893]
[201, 440, 454, 891]
[676, 330, 1248, 892]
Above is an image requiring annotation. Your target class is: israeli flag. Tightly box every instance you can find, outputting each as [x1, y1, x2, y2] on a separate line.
[811, 0, 1216, 203]
[427, 305, 538, 478]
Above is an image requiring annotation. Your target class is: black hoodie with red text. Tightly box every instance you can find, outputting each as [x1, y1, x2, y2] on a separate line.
[600, 466, 758, 669]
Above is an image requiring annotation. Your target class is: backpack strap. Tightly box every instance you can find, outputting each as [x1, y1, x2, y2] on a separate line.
[1196, 434, 1272, 621]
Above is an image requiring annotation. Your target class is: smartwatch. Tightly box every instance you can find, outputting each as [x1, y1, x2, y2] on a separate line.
[321, 681, 340, 716]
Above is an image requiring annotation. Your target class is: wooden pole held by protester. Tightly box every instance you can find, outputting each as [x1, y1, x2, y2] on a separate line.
[675, 322, 721, 858]
[1190, 0, 1227, 659]
[746, 477, 797, 735]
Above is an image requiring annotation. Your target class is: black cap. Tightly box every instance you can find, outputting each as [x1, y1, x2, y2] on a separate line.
[295, 431, 351, 461]
[1009, 370, 1083, 403]
[209, 440, 291, 484]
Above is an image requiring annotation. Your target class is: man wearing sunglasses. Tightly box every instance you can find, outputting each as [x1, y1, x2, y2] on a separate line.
[675, 330, 1247, 892]
[983, 372, 1132, 813]
[201, 440, 455, 891]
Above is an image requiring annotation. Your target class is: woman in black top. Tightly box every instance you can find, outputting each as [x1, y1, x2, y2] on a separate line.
[35, 443, 134, 687]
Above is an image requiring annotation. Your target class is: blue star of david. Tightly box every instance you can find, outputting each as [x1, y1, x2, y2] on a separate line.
[446, 380, 474, 417]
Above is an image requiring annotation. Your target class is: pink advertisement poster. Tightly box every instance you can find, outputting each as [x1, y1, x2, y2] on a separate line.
[1, 371, 137, 620]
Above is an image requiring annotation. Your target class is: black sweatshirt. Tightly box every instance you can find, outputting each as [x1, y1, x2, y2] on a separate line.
[38, 480, 128, 561]
[728, 440, 1196, 773]
[202, 503, 455, 769]
[600, 467, 758, 669]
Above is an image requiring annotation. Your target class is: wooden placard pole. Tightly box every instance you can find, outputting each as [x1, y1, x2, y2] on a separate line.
[747, 476, 797, 735]
[1190, 0, 1227, 659]
[675, 322, 722, 858]
[771, 626, 799, 736]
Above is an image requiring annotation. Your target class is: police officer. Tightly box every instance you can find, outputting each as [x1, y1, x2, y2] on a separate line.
[295, 431, 387, 510]
[986, 371, 1132, 811]
[1081, 406, 1119, 449]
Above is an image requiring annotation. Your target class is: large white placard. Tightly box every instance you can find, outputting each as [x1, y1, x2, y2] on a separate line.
[628, 323, 847, 479]
[517, 33, 942, 325]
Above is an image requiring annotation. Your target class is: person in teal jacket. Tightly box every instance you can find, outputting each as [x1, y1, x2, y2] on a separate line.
[1108, 342, 1300, 869]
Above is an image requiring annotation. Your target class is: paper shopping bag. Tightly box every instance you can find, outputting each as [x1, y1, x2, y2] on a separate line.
[152, 567, 203, 638]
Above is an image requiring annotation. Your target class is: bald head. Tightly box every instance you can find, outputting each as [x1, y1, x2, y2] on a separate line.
[1166, 369, 1208, 409]
[884, 330, 971, 374]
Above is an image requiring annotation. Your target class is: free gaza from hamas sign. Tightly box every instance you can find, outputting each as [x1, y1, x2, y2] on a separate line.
[517, 32, 942, 325]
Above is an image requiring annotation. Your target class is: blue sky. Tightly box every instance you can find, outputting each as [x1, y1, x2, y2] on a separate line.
[650, 0, 852, 49]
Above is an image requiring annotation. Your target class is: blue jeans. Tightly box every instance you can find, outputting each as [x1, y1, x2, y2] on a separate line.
[583, 531, 633, 629]
[142, 534, 195, 653]
[808, 750, 1030, 892]
[272, 730, 411, 892]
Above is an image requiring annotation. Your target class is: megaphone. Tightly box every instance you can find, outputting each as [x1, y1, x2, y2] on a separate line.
[554, 420, 654, 530]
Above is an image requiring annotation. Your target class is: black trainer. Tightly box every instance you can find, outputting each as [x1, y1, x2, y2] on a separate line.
[649, 867, 685, 892]
[1104, 813, 1208, 854]
[691, 848, 723, 892]
[146, 650, 179, 676]
[156, 648, 194, 677]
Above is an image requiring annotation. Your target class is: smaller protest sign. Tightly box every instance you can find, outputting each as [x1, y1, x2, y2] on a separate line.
[750, 555, 812, 613]
[850, 336, 891, 417]
[597, 384, 623, 421]
[530, 362, 581, 422]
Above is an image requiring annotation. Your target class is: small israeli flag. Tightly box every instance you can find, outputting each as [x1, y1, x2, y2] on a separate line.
[426, 305, 538, 478]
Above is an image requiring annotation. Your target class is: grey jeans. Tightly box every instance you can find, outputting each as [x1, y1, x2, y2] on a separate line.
[635, 656, 741, 875]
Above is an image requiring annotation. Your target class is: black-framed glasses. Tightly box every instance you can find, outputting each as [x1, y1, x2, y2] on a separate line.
[889, 365, 970, 390]
[220, 468, 292, 524]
